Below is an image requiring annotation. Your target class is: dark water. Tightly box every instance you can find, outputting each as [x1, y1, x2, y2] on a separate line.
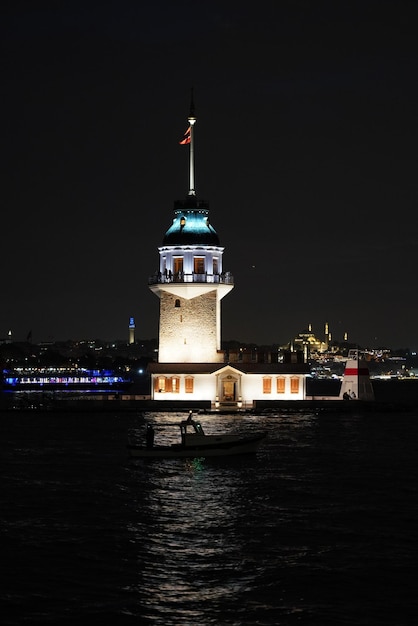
[2, 407, 418, 625]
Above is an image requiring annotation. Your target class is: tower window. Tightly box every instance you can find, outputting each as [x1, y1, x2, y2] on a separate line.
[194, 257, 205, 274]
[173, 257, 183, 276]
[175, 299, 180, 308]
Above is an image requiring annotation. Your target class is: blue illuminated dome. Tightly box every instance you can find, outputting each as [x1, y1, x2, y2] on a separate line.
[163, 197, 220, 246]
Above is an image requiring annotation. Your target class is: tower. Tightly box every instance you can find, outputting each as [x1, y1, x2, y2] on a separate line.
[339, 351, 375, 401]
[129, 317, 135, 345]
[149, 94, 234, 363]
[147, 96, 310, 407]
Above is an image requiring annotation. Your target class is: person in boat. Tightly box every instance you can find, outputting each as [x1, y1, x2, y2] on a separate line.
[146, 424, 155, 449]
[187, 410, 193, 423]
[343, 391, 350, 400]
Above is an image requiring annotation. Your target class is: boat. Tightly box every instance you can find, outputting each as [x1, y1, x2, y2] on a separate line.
[127, 413, 267, 459]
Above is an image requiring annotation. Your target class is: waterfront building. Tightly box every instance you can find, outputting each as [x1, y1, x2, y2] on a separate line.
[147, 96, 310, 410]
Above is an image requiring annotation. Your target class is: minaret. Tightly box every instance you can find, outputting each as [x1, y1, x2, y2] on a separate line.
[324, 322, 330, 350]
[149, 94, 234, 363]
[129, 317, 135, 345]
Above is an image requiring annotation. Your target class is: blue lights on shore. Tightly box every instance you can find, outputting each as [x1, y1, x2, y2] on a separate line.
[3, 368, 128, 388]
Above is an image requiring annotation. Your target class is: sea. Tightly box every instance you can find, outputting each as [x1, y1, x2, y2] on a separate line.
[2, 382, 418, 625]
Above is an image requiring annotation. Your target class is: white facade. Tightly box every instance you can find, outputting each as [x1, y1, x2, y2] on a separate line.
[149, 363, 308, 407]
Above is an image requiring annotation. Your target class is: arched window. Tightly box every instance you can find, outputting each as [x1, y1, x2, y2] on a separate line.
[175, 299, 180, 308]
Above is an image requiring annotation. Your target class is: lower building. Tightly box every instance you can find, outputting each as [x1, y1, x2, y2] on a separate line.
[149, 356, 310, 410]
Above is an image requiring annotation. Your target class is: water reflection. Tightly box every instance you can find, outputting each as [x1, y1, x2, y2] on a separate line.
[128, 426, 255, 621]
[3, 408, 418, 625]
[125, 413, 316, 624]
[123, 410, 418, 625]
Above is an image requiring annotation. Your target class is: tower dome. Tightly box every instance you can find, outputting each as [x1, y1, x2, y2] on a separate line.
[163, 197, 220, 246]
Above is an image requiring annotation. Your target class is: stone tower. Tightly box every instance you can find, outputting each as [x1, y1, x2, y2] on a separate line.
[148, 95, 234, 363]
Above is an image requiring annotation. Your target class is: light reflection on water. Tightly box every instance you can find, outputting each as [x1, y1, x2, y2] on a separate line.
[125, 410, 418, 625]
[129, 416, 262, 624]
[2, 409, 418, 625]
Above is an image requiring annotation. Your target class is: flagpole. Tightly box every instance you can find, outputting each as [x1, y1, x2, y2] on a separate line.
[188, 89, 196, 196]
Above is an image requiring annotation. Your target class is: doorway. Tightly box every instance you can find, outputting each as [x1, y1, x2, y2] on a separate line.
[221, 378, 236, 402]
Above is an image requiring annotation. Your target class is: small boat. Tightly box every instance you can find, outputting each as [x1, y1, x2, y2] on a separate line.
[127, 414, 267, 459]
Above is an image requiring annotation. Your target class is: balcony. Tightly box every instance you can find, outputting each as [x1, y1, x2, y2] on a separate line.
[148, 272, 234, 286]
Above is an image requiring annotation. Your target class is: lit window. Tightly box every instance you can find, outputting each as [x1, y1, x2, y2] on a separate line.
[171, 377, 180, 393]
[290, 377, 300, 394]
[263, 377, 272, 394]
[194, 257, 205, 274]
[276, 377, 286, 393]
[154, 376, 166, 393]
[173, 258, 183, 275]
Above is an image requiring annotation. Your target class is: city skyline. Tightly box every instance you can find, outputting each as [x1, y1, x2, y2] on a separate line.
[2, 1, 417, 350]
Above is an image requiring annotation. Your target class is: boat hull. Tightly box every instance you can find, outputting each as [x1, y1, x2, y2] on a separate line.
[127, 433, 267, 459]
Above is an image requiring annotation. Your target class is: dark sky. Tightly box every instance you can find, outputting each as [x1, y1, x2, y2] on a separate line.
[2, 1, 417, 350]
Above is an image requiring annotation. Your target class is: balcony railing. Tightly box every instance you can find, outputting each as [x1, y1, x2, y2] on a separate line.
[148, 272, 234, 286]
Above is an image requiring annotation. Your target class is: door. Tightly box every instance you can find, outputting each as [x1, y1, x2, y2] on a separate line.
[222, 379, 236, 401]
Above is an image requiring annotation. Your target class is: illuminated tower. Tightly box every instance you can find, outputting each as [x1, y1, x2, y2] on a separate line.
[324, 322, 330, 349]
[149, 94, 234, 363]
[129, 317, 135, 345]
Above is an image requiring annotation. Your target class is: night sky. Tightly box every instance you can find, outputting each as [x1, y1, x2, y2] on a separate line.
[2, 1, 417, 350]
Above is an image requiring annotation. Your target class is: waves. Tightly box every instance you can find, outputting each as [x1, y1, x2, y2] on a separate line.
[1, 410, 418, 624]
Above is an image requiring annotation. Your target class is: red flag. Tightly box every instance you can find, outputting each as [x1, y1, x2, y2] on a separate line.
[179, 126, 191, 145]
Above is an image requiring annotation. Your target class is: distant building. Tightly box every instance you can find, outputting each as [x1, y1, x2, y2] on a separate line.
[292, 324, 328, 358]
